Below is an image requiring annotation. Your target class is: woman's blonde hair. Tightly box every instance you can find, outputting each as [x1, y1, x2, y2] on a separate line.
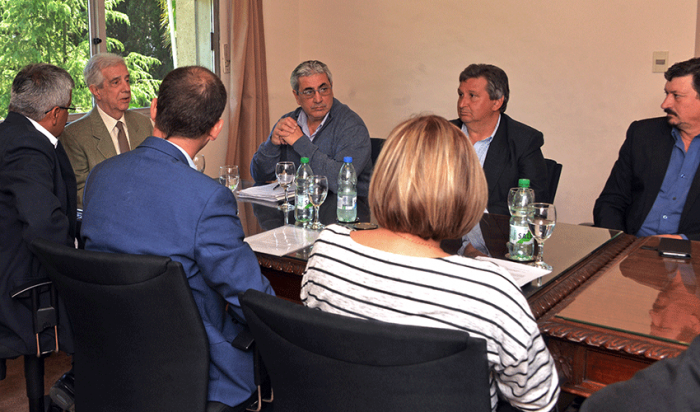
[369, 115, 488, 241]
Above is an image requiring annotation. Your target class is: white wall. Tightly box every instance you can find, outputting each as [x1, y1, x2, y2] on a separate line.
[263, 0, 697, 224]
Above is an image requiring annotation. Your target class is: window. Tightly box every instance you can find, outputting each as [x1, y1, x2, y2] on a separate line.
[0, 0, 217, 118]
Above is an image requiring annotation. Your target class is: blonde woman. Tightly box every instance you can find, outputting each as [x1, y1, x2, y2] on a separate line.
[301, 115, 559, 412]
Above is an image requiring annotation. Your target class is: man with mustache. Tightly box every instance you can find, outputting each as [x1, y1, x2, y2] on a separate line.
[594, 57, 700, 240]
[251, 60, 372, 196]
[61, 53, 153, 209]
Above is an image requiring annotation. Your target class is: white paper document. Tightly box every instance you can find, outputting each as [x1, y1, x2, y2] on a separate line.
[237, 182, 295, 203]
[244, 225, 319, 256]
[475, 256, 551, 287]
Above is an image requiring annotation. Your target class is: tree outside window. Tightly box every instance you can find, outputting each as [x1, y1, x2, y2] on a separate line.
[0, 0, 176, 119]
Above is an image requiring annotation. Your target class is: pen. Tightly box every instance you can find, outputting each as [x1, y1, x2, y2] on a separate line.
[273, 184, 280, 190]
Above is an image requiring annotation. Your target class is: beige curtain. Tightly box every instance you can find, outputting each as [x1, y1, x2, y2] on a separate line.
[226, 0, 269, 181]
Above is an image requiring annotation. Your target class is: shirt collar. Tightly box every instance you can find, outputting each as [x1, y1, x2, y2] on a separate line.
[96, 104, 126, 131]
[26, 116, 58, 148]
[162, 138, 196, 169]
[297, 110, 330, 141]
[461, 114, 501, 143]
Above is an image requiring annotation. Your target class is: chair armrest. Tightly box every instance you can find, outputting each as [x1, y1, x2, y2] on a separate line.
[10, 279, 52, 299]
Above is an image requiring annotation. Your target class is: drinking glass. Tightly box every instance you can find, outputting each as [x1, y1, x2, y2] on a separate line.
[219, 165, 240, 192]
[193, 154, 205, 173]
[276, 161, 296, 212]
[307, 175, 328, 230]
[527, 203, 557, 271]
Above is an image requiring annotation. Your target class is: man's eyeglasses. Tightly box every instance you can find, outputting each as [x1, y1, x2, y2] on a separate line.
[44, 106, 76, 114]
[297, 86, 332, 99]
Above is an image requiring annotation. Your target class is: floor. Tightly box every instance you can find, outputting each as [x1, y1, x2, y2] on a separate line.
[0, 351, 71, 412]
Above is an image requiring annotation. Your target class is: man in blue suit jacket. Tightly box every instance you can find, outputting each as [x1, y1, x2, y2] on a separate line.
[81, 66, 274, 412]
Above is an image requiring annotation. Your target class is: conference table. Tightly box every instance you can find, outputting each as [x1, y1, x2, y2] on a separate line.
[236, 188, 699, 397]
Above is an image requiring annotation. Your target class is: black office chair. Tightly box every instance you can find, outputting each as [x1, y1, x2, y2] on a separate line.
[239, 289, 491, 412]
[0, 279, 61, 412]
[544, 158, 563, 204]
[30, 238, 210, 412]
[370, 137, 384, 166]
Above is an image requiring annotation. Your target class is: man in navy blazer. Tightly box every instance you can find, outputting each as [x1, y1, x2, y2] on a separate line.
[594, 57, 700, 240]
[450, 64, 548, 215]
[0, 63, 77, 358]
[81, 66, 274, 412]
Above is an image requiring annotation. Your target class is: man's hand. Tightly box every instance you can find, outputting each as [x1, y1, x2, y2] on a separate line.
[282, 127, 304, 145]
[271, 117, 299, 146]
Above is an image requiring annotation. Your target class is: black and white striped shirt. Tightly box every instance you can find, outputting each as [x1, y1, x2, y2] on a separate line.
[301, 225, 559, 412]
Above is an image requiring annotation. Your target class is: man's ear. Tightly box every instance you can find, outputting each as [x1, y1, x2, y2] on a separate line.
[491, 97, 504, 112]
[208, 118, 224, 141]
[149, 98, 158, 122]
[89, 84, 101, 100]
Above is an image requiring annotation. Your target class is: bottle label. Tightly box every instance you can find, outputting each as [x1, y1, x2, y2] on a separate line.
[337, 195, 357, 210]
[509, 225, 534, 246]
[297, 194, 309, 209]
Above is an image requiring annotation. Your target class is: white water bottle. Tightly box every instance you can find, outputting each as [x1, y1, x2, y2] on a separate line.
[294, 157, 314, 226]
[508, 179, 535, 261]
[337, 157, 357, 222]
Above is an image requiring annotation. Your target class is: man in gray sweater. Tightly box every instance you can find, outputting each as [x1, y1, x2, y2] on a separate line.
[250, 60, 372, 196]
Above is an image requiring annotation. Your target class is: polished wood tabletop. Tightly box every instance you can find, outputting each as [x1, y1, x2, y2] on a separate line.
[235, 191, 698, 397]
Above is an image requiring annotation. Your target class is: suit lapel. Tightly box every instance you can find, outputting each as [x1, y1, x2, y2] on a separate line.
[89, 109, 118, 160]
[55, 141, 78, 237]
[482, 116, 509, 198]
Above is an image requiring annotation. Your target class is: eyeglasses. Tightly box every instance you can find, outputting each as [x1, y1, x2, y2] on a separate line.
[44, 106, 76, 114]
[297, 86, 332, 99]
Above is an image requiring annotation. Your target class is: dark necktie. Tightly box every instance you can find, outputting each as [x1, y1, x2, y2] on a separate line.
[116, 121, 130, 153]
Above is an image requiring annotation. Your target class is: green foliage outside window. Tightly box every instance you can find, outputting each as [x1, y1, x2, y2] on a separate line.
[0, 0, 169, 119]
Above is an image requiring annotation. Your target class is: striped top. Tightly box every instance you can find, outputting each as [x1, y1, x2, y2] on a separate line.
[301, 225, 559, 412]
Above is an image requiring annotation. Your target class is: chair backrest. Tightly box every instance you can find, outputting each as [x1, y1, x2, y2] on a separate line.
[544, 158, 563, 204]
[240, 289, 491, 412]
[370, 137, 384, 166]
[30, 238, 209, 412]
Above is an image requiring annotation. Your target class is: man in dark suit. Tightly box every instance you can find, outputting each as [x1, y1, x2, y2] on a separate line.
[580, 334, 700, 412]
[81, 66, 274, 412]
[0, 63, 76, 390]
[61, 53, 153, 209]
[594, 57, 700, 240]
[450, 64, 548, 215]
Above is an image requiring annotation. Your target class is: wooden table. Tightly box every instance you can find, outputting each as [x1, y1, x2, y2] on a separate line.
[237, 196, 697, 397]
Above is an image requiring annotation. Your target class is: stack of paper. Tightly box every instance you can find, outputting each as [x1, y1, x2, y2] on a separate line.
[475, 256, 551, 287]
[237, 182, 295, 203]
[244, 225, 319, 256]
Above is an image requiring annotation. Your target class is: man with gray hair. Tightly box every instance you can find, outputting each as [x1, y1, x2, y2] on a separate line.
[0, 63, 77, 410]
[251, 60, 372, 196]
[61, 53, 153, 208]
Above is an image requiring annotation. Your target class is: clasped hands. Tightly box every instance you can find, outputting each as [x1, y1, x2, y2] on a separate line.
[272, 117, 303, 146]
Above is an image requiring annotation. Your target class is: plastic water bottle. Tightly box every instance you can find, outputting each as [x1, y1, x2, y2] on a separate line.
[337, 156, 357, 222]
[508, 178, 535, 261]
[294, 157, 314, 226]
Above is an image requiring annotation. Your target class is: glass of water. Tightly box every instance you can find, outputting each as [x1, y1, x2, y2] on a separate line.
[219, 165, 240, 192]
[276, 161, 296, 212]
[527, 203, 557, 271]
[307, 175, 328, 230]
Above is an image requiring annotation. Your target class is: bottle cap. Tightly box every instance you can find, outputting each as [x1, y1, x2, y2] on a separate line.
[518, 178, 530, 188]
[344, 156, 353, 163]
[301, 157, 309, 164]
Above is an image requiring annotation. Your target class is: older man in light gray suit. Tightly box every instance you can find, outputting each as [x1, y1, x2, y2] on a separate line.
[61, 53, 153, 208]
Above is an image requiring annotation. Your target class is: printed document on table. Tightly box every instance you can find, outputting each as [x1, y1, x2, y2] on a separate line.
[475, 256, 550, 287]
[237, 182, 295, 203]
[244, 225, 319, 256]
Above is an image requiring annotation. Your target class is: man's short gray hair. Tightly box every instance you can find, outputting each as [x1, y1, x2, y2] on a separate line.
[84, 53, 126, 88]
[290, 60, 333, 92]
[8, 64, 74, 122]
